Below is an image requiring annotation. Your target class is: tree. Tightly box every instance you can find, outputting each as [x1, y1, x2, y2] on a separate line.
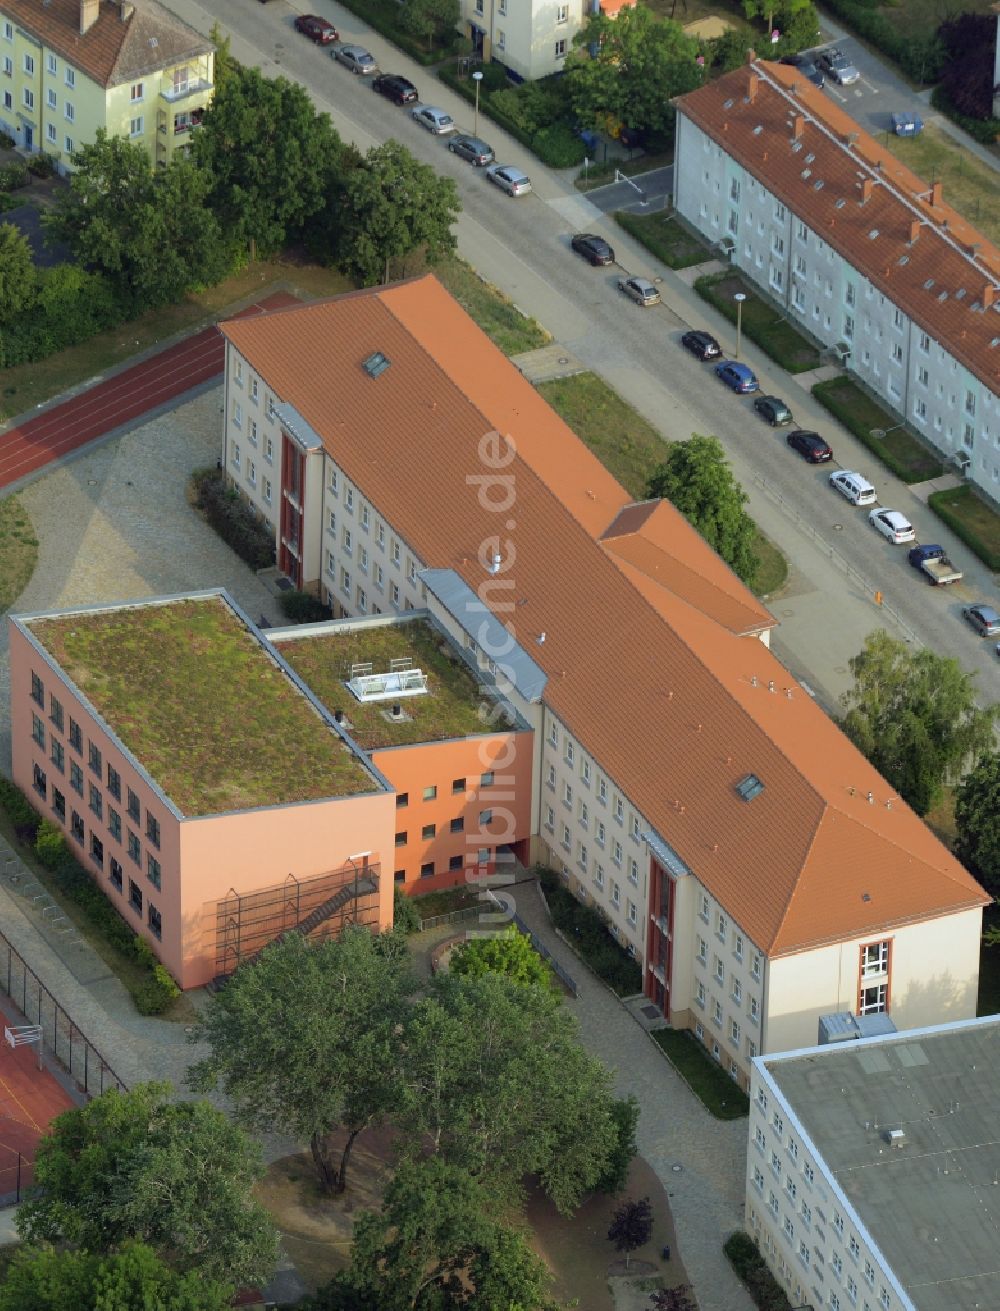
[399, 971, 618, 1214]
[338, 140, 460, 286]
[838, 630, 998, 815]
[324, 1158, 558, 1311]
[608, 1196, 653, 1270]
[16, 1083, 277, 1286]
[0, 223, 36, 323]
[0, 1242, 234, 1311]
[566, 5, 702, 143]
[938, 13, 996, 119]
[44, 133, 230, 311]
[399, 0, 460, 49]
[709, 28, 753, 74]
[189, 927, 414, 1196]
[596, 1095, 640, 1195]
[650, 1286, 698, 1311]
[955, 751, 1000, 895]
[449, 925, 553, 989]
[646, 435, 758, 586]
[193, 65, 346, 256]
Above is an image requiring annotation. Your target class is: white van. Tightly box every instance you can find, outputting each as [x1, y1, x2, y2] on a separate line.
[829, 470, 876, 506]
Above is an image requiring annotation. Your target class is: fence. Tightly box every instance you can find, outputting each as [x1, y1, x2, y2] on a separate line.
[0, 925, 126, 1101]
[511, 911, 579, 997]
[417, 904, 483, 933]
[0, 1145, 32, 1205]
[751, 473, 921, 649]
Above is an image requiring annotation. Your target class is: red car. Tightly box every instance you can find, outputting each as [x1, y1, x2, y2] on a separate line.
[294, 15, 339, 43]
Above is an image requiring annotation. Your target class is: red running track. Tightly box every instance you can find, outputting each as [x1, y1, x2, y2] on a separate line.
[0, 291, 300, 493]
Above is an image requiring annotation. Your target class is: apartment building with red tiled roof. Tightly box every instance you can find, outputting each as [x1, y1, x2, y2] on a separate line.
[218, 274, 987, 1085]
[673, 62, 1000, 503]
[0, 0, 213, 170]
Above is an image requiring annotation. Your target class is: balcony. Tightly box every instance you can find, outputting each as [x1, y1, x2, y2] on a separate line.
[160, 76, 212, 104]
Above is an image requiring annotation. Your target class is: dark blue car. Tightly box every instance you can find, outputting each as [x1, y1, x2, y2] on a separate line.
[715, 361, 759, 394]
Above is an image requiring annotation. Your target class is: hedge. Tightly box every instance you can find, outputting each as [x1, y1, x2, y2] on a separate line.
[437, 65, 586, 169]
[723, 1232, 792, 1311]
[189, 467, 276, 571]
[0, 161, 28, 192]
[278, 590, 332, 624]
[818, 0, 945, 84]
[0, 790, 181, 1015]
[928, 485, 1000, 571]
[537, 865, 642, 996]
[930, 86, 1000, 147]
[811, 378, 944, 483]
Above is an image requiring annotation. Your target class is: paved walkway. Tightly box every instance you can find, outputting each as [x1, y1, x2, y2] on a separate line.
[0, 291, 298, 494]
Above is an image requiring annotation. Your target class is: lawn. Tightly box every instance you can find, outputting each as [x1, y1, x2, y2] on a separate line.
[0, 256, 353, 424]
[883, 122, 1000, 246]
[538, 372, 787, 595]
[928, 483, 1000, 571]
[695, 272, 822, 373]
[277, 619, 499, 750]
[0, 496, 38, 612]
[615, 209, 713, 270]
[411, 884, 485, 921]
[652, 1028, 750, 1119]
[812, 377, 945, 483]
[29, 595, 374, 816]
[435, 258, 550, 356]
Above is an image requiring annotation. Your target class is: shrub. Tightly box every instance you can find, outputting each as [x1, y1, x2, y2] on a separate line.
[532, 122, 587, 169]
[26, 153, 57, 179]
[190, 467, 276, 570]
[133, 964, 181, 1015]
[724, 1232, 792, 1311]
[537, 866, 642, 995]
[930, 86, 1000, 146]
[0, 161, 28, 192]
[0, 130, 14, 149]
[278, 589, 331, 624]
[393, 886, 422, 935]
[0, 778, 41, 843]
[0, 266, 129, 369]
[33, 818, 68, 870]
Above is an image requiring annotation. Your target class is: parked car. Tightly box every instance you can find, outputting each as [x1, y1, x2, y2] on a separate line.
[829, 470, 876, 505]
[410, 105, 454, 134]
[449, 134, 495, 166]
[294, 14, 338, 43]
[907, 544, 963, 586]
[753, 395, 792, 426]
[680, 330, 721, 361]
[372, 74, 418, 104]
[331, 44, 377, 75]
[869, 509, 915, 544]
[485, 164, 531, 196]
[715, 361, 759, 394]
[571, 233, 615, 266]
[617, 276, 660, 307]
[817, 48, 860, 85]
[787, 430, 833, 463]
[963, 604, 1000, 638]
[779, 53, 824, 88]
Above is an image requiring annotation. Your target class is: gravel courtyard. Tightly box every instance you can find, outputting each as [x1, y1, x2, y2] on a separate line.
[0, 384, 282, 768]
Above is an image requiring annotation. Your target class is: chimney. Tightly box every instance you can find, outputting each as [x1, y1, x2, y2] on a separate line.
[985, 284, 996, 309]
[792, 114, 805, 140]
[909, 219, 920, 244]
[931, 180, 943, 207]
[80, 0, 99, 33]
[747, 73, 760, 102]
[861, 178, 874, 204]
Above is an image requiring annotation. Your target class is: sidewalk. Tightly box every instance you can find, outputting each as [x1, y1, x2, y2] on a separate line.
[507, 876, 755, 1311]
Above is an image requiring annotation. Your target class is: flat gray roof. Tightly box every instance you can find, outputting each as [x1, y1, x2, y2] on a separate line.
[763, 1018, 1000, 1311]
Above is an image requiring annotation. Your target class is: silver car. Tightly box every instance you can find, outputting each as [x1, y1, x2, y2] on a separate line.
[485, 164, 531, 196]
[332, 43, 377, 74]
[410, 104, 455, 134]
[448, 134, 495, 166]
[818, 48, 860, 85]
[617, 275, 660, 307]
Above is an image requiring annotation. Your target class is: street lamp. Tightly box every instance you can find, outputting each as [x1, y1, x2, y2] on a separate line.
[733, 292, 747, 360]
[472, 70, 483, 138]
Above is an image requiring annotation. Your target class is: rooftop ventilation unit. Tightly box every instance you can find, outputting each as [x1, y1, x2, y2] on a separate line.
[813, 180, 824, 190]
[898, 255, 910, 265]
[805, 152, 815, 164]
[362, 351, 391, 379]
[885, 1128, 905, 1146]
[924, 279, 935, 289]
[735, 773, 765, 802]
[955, 288, 967, 300]
[723, 98, 735, 110]
[347, 667, 428, 703]
[868, 229, 879, 239]
[801, 168, 812, 180]
[753, 125, 763, 136]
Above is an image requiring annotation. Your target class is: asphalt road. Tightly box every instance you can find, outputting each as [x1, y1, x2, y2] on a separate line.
[161, 0, 1000, 709]
[586, 165, 674, 215]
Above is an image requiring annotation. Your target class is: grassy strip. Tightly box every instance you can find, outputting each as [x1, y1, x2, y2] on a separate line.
[928, 484, 1000, 571]
[811, 377, 945, 483]
[538, 372, 787, 596]
[412, 885, 485, 922]
[723, 1232, 792, 1311]
[537, 866, 643, 996]
[614, 209, 712, 270]
[435, 257, 549, 355]
[652, 1029, 750, 1120]
[0, 496, 38, 612]
[333, 0, 461, 64]
[694, 272, 821, 374]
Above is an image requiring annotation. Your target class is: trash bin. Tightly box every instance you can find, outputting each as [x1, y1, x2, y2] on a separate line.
[662, 1244, 671, 1261]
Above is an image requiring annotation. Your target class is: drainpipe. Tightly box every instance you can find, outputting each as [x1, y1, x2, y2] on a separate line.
[760, 952, 768, 1055]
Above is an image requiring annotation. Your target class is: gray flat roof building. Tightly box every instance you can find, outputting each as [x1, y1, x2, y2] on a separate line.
[748, 1015, 1000, 1311]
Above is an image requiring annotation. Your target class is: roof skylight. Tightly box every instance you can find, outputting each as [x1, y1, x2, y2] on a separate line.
[362, 351, 391, 379]
[736, 774, 765, 802]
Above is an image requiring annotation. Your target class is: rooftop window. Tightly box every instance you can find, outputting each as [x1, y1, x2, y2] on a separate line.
[736, 774, 765, 802]
[362, 351, 390, 379]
